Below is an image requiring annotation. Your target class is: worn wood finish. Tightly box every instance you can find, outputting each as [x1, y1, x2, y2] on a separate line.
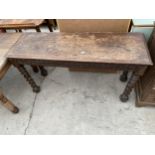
[58, 19, 131, 72]
[0, 19, 44, 28]
[0, 20, 48, 77]
[7, 32, 152, 102]
[135, 27, 155, 106]
[0, 33, 22, 69]
[8, 33, 152, 65]
[0, 91, 19, 113]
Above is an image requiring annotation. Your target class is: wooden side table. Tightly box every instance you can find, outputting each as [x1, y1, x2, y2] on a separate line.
[7, 33, 152, 102]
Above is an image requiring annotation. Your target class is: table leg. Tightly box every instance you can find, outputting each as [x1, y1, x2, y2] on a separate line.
[0, 28, 6, 32]
[0, 91, 19, 113]
[120, 70, 128, 82]
[14, 64, 40, 93]
[45, 19, 53, 32]
[31, 65, 39, 73]
[39, 66, 48, 76]
[120, 72, 140, 102]
[36, 26, 41, 32]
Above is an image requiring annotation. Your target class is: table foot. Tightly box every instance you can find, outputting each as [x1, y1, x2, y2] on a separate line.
[120, 94, 129, 102]
[120, 71, 128, 82]
[120, 72, 139, 102]
[33, 85, 40, 93]
[0, 91, 19, 113]
[14, 64, 40, 93]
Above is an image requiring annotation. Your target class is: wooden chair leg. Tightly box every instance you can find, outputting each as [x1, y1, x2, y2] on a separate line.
[0, 91, 19, 113]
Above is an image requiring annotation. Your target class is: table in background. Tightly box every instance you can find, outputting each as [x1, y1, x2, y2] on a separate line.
[0, 19, 53, 32]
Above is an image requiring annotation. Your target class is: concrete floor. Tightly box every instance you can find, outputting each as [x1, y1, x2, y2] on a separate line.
[1, 66, 155, 135]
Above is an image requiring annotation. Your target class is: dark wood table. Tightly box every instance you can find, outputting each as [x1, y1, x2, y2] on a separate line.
[7, 32, 153, 102]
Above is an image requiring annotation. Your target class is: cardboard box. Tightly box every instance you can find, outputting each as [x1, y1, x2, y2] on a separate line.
[57, 19, 131, 33]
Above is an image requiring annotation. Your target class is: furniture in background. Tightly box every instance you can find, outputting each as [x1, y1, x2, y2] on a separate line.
[0, 33, 21, 113]
[131, 19, 155, 42]
[7, 32, 152, 102]
[57, 19, 131, 73]
[0, 19, 53, 32]
[0, 19, 48, 76]
[135, 26, 155, 106]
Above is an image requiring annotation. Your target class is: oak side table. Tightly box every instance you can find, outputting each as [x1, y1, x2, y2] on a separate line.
[7, 32, 152, 102]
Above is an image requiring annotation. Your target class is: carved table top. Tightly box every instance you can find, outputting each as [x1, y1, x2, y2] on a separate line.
[7, 32, 153, 65]
[0, 19, 44, 28]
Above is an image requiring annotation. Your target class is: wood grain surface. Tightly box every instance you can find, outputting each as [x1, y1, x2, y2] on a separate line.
[0, 19, 44, 28]
[7, 32, 152, 65]
[0, 33, 21, 69]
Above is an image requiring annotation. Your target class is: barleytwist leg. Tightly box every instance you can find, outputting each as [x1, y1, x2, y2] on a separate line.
[36, 26, 41, 32]
[31, 65, 39, 73]
[39, 66, 48, 76]
[120, 70, 128, 82]
[0, 91, 19, 113]
[45, 19, 53, 32]
[14, 64, 40, 93]
[120, 72, 140, 102]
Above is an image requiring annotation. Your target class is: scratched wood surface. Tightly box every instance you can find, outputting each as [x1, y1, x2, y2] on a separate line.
[7, 32, 152, 65]
[0, 33, 21, 69]
[0, 19, 44, 28]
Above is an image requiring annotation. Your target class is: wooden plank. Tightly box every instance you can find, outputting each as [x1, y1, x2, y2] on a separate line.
[0, 33, 22, 69]
[0, 62, 11, 80]
[0, 19, 44, 28]
[7, 33, 152, 66]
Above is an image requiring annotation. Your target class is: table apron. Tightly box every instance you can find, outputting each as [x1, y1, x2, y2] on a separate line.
[9, 58, 147, 74]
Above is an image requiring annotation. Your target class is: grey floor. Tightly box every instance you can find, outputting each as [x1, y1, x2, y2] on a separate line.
[0, 27, 155, 135]
[1, 66, 155, 135]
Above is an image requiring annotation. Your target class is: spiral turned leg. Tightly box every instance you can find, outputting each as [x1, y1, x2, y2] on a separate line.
[39, 66, 48, 76]
[120, 72, 140, 102]
[0, 91, 19, 113]
[14, 64, 40, 93]
[31, 65, 39, 73]
[120, 71, 129, 82]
